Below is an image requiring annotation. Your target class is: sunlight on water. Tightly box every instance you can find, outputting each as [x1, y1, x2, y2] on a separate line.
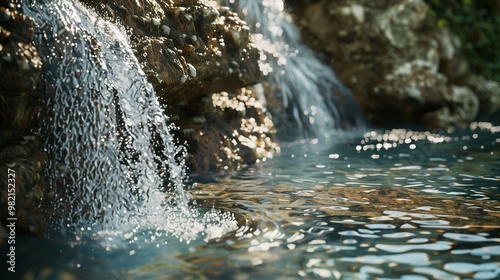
[168, 123, 498, 279]
[21, 0, 236, 244]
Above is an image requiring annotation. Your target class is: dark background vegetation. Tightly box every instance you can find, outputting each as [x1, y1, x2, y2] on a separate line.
[424, 0, 500, 82]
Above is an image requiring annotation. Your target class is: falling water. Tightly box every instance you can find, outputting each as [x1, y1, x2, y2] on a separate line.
[227, 0, 366, 139]
[22, 0, 236, 243]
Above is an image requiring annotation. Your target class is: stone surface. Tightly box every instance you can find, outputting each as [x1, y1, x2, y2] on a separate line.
[0, 0, 47, 237]
[287, 0, 500, 128]
[171, 87, 278, 173]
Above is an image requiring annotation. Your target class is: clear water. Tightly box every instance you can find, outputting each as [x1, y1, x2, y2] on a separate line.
[3, 122, 499, 279]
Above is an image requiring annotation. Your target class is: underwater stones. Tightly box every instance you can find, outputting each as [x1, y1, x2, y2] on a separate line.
[288, 0, 499, 128]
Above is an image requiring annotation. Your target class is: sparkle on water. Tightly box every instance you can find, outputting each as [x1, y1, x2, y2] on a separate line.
[8, 121, 500, 279]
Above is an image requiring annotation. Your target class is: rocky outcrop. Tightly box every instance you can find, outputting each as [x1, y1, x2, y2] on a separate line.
[0, 0, 47, 236]
[83, 0, 262, 105]
[287, 0, 500, 128]
[81, 0, 275, 172]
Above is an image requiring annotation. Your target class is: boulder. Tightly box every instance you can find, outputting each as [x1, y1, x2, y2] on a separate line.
[83, 0, 262, 105]
[82, 0, 274, 172]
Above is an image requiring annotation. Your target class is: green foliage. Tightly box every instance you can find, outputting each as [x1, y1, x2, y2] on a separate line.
[425, 0, 500, 82]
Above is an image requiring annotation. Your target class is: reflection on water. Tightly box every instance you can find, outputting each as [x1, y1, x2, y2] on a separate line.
[172, 122, 500, 279]
[3, 122, 500, 279]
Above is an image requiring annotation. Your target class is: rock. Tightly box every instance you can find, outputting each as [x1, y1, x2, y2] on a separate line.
[421, 86, 479, 128]
[80, 0, 273, 171]
[171, 87, 278, 172]
[0, 136, 48, 236]
[0, 1, 47, 237]
[286, 0, 499, 128]
[83, 0, 262, 105]
[458, 75, 500, 119]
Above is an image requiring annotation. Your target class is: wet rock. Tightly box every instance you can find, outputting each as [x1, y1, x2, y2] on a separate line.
[0, 136, 48, 236]
[0, 2, 47, 237]
[84, 0, 262, 105]
[287, 0, 499, 128]
[171, 87, 278, 172]
[80, 0, 273, 171]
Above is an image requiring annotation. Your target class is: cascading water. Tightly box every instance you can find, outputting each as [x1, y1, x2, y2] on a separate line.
[227, 0, 366, 140]
[22, 0, 236, 243]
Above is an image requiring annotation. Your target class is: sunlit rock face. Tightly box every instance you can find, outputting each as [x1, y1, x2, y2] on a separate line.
[173, 87, 278, 172]
[287, 0, 500, 128]
[0, 0, 47, 236]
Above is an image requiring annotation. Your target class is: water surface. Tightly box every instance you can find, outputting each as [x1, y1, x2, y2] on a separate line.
[4, 122, 499, 279]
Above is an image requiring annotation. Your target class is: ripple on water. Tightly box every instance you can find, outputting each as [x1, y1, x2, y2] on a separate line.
[341, 252, 430, 265]
[185, 177, 500, 277]
[471, 246, 500, 257]
[366, 224, 396, 230]
[382, 232, 415, 238]
[408, 238, 429, 243]
[412, 267, 459, 279]
[375, 242, 452, 253]
[444, 233, 500, 242]
[445, 262, 500, 275]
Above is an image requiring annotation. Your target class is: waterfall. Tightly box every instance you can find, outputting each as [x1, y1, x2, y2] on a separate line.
[22, 0, 236, 243]
[227, 0, 366, 140]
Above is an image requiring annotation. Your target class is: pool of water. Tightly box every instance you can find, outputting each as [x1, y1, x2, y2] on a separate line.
[3, 122, 500, 279]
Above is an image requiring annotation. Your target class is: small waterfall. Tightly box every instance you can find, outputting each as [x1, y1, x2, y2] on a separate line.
[22, 0, 236, 243]
[227, 0, 366, 140]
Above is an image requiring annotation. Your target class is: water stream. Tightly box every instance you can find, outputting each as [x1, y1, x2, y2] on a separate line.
[227, 0, 366, 139]
[21, 0, 236, 243]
